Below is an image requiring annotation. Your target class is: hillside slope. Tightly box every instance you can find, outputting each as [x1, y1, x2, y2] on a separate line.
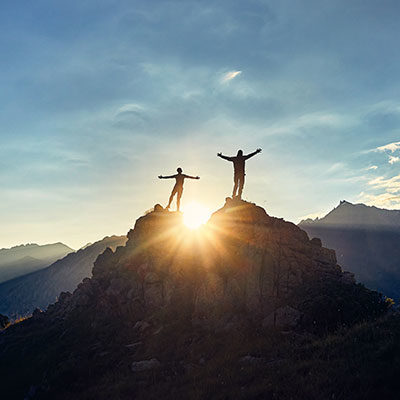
[0, 199, 392, 400]
[0, 236, 126, 319]
[300, 201, 400, 299]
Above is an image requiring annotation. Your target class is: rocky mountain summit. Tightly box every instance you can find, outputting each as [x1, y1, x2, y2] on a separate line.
[0, 199, 392, 400]
[59, 198, 356, 329]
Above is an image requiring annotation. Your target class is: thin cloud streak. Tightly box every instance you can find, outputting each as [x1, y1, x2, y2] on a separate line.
[221, 70, 242, 83]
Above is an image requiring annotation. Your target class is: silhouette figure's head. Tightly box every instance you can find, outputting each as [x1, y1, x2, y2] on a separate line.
[237, 150, 243, 156]
[177, 167, 183, 174]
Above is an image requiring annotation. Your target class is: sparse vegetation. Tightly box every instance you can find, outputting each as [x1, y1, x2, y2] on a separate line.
[292, 280, 391, 334]
[2, 309, 400, 400]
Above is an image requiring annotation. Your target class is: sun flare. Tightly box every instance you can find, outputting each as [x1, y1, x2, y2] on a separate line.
[182, 202, 211, 229]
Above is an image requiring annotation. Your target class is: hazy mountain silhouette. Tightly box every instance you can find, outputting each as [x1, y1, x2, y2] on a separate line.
[0, 242, 73, 283]
[0, 235, 126, 319]
[1, 200, 393, 400]
[300, 200, 400, 299]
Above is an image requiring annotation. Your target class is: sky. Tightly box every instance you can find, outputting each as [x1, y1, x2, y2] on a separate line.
[1, 0, 400, 249]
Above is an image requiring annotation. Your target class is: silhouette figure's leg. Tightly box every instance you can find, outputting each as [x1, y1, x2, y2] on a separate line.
[167, 193, 174, 209]
[232, 176, 239, 198]
[238, 174, 245, 199]
[177, 189, 183, 212]
[167, 187, 177, 209]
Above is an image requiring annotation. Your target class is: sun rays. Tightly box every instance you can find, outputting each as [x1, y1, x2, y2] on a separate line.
[182, 202, 211, 229]
[128, 201, 259, 276]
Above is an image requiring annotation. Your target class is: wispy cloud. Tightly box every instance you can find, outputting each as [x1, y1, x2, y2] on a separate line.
[327, 162, 345, 173]
[116, 103, 145, 115]
[373, 141, 400, 165]
[221, 70, 242, 83]
[366, 165, 378, 170]
[358, 192, 400, 209]
[356, 173, 400, 209]
[368, 175, 400, 193]
[389, 155, 400, 164]
[376, 141, 400, 153]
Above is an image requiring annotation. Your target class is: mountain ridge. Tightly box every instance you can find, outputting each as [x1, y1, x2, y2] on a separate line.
[300, 200, 400, 298]
[1, 199, 392, 400]
[300, 200, 400, 229]
[0, 242, 74, 283]
[0, 235, 126, 319]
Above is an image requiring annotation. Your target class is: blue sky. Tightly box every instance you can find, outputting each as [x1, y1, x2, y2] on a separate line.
[1, 0, 400, 248]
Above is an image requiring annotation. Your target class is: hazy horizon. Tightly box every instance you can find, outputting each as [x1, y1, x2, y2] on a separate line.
[2, 0, 400, 249]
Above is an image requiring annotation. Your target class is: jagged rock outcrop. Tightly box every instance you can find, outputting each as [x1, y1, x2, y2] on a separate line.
[51, 199, 354, 327]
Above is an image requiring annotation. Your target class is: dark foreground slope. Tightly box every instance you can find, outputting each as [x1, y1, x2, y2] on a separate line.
[300, 201, 400, 299]
[0, 236, 126, 319]
[0, 200, 394, 400]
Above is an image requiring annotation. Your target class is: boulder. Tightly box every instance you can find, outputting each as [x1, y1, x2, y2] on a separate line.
[154, 204, 164, 212]
[310, 237, 322, 247]
[58, 292, 72, 304]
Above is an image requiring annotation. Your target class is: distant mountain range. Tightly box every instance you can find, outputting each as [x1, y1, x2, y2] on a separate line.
[300, 201, 400, 299]
[0, 242, 74, 283]
[0, 235, 126, 319]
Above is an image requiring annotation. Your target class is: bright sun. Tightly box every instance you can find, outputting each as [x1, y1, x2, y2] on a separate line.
[182, 202, 211, 229]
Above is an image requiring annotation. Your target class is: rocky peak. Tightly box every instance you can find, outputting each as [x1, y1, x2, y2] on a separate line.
[300, 200, 400, 229]
[56, 199, 354, 329]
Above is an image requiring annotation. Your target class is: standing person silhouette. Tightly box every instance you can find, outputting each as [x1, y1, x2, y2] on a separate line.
[158, 168, 200, 211]
[217, 148, 262, 199]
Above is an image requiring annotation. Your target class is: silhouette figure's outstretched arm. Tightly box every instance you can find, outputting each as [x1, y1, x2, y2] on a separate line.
[217, 152, 234, 161]
[183, 174, 200, 180]
[244, 148, 262, 160]
[158, 174, 177, 179]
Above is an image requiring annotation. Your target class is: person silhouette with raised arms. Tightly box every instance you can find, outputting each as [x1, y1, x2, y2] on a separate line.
[217, 148, 262, 199]
[158, 168, 200, 211]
